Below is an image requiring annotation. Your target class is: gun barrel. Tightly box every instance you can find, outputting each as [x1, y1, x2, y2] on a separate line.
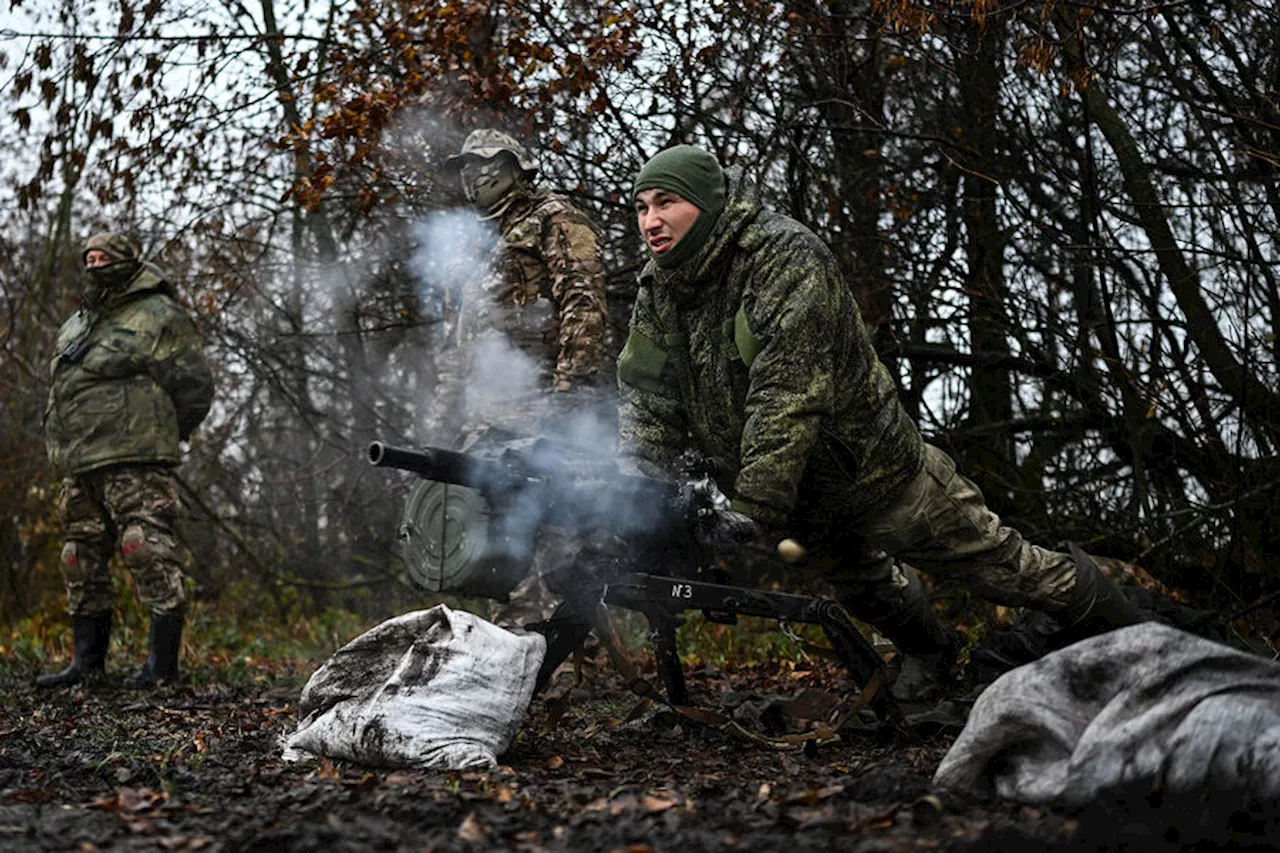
[369, 438, 682, 536]
[367, 441, 529, 492]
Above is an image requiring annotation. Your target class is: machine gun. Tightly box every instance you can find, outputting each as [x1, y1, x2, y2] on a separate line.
[368, 439, 903, 726]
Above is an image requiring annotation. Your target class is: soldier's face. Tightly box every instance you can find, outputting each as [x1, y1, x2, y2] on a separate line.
[461, 155, 518, 211]
[635, 189, 701, 258]
[85, 249, 113, 268]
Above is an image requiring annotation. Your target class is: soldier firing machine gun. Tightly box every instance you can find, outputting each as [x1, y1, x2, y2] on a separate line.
[368, 438, 903, 726]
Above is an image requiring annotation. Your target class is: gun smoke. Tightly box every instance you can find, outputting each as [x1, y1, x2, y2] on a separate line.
[405, 207, 649, 585]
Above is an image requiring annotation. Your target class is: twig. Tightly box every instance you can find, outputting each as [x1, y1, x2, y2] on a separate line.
[1136, 476, 1280, 563]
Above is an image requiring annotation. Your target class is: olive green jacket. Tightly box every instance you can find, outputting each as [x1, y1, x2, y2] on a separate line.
[45, 264, 214, 476]
[617, 172, 923, 534]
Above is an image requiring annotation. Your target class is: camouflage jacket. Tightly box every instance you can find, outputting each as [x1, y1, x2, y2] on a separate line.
[472, 186, 610, 391]
[45, 264, 214, 476]
[617, 173, 923, 533]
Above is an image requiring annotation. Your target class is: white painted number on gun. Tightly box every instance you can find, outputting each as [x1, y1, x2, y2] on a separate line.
[671, 583, 693, 599]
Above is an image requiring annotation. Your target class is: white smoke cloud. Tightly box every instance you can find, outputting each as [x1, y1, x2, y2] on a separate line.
[398, 205, 638, 598]
[409, 209, 496, 317]
[406, 207, 617, 457]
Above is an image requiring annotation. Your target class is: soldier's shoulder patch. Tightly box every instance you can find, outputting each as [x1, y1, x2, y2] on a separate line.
[551, 220, 601, 256]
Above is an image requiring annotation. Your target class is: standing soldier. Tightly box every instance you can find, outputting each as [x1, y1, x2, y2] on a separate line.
[433, 128, 611, 437]
[408, 129, 610, 625]
[38, 232, 214, 689]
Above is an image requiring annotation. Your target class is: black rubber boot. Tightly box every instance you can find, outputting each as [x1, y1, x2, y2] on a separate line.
[841, 566, 961, 702]
[124, 611, 184, 689]
[36, 612, 112, 689]
[1050, 543, 1145, 646]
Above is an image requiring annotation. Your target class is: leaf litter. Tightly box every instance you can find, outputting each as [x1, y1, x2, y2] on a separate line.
[0, 649, 1264, 851]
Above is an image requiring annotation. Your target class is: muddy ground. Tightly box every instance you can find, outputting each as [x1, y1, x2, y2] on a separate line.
[0, 649, 1274, 853]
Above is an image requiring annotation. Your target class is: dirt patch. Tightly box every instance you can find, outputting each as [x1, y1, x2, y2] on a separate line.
[0, 652, 1267, 852]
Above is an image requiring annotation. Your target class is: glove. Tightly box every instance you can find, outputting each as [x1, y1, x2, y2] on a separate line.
[695, 506, 761, 553]
[674, 470, 762, 552]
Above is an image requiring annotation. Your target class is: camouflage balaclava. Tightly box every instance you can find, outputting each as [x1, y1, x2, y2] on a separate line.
[82, 231, 141, 306]
[632, 145, 726, 270]
[461, 155, 521, 214]
[445, 129, 537, 217]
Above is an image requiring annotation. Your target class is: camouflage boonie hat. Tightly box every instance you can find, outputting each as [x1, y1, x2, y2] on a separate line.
[82, 232, 138, 265]
[443, 129, 537, 180]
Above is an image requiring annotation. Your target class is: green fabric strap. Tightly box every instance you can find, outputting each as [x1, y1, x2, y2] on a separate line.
[733, 305, 760, 368]
[618, 330, 669, 393]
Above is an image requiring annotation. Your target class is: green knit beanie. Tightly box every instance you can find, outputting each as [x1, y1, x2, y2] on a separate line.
[633, 145, 726, 213]
[633, 145, 726, 269]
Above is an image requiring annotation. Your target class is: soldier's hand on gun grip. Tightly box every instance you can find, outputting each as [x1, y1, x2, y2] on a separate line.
[696, 506, 761, 552]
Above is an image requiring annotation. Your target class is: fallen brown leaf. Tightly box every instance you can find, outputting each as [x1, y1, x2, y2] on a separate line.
[785, 784, 844, 805]
[641, 794, 678, 813]
[457, 812, 487, 842]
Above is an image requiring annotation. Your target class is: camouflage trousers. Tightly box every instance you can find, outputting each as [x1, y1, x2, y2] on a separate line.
[56, 465, 188, 618]
[829, 444, 1079, 625]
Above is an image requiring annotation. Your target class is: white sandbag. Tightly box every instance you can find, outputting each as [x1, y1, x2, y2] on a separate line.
[281, 605, 546, 770]
[934, 622, 1280, 805]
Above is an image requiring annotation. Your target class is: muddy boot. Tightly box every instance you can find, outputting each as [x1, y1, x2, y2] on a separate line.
[842, 566, 961, 702]
[36, 612, 112, 689]
[124, 610, 184, 689]
[1049, 543, 1145, 647]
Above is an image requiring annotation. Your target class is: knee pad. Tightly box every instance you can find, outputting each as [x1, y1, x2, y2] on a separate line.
[61, 541, 80, 571]
[120, 524, 180, 568]
[120, 525, 150, 566]
[61, 541, 107, 577]
[120, 523, 185, 608]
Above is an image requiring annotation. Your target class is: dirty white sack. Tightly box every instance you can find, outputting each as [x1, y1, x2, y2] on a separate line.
[281, 604, 546, 770]
[934, 622, 1280, 804]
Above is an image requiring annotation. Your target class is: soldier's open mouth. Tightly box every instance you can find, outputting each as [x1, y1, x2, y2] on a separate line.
[650, 235, 673, 253]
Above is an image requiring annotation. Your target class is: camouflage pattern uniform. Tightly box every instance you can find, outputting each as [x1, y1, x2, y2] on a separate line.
[618, 170, 1082, 639]
[435, 130, 611, 625]
[433, 131, 610, 441]
[45, 238, 213, 619]
[460, 184, 611, 433]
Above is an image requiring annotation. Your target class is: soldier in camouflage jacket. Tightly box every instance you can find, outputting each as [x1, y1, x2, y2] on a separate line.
[435, 128, 611, 441]
[39, 232, 213, 690]
[620, 146, 1142, 700]
[427, 129, 611, 625]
